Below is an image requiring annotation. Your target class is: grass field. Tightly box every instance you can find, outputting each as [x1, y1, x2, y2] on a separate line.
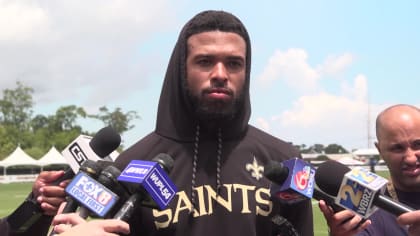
[0, 170, 390, 236]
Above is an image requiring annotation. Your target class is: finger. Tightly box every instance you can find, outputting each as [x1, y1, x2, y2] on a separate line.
[40, 202, 60, 216]
[318, 200, 334, 223]
[53, 223, 73, 234]
[53, 213, 86, 226]
[43, 170, 65, 183]
[398, 211, 420, 225]
[40, 185, 67, 198]
[318, 200, 332, 215]
[408, 224, 420, 236]
[340, 214, 364, 232]
[59, 179, 71, 188]
[57, 202, 67, 215]
[100, 220, 130, 234]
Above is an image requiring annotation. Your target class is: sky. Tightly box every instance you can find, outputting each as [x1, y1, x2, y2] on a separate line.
[1, 0, 419, 151]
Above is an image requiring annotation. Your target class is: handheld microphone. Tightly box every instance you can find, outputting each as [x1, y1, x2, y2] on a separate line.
[264, 158, 315, 204]
[65, 165, 128, 218]
[60, 160, 104, 214]
[114, 153, 176, 222]
[315, 160, 414, 217]
[51, 126, 121, 186]
[264, 159, 343, 211]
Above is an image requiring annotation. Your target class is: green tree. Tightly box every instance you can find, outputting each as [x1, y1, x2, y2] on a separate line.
[324, 143, 348, 154]
[0, 125, 16, 159]
[50, 105, 86, 132]
[89, 106, 139, 136]
[306, 144, 325, 153]
[0, 81, 34, 130]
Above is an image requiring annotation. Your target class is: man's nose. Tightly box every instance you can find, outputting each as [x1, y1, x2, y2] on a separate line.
[210, 62, 228, 82]
[404, 148, 419, 164]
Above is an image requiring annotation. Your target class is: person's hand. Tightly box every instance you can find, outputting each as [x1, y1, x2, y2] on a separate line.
[397, 210, 420, 236]
[319, 200, 371, 236]
[52, 213, 130, 236]
[32, 170, 70, 215]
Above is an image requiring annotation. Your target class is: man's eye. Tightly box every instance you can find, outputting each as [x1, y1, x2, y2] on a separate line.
[226, 60, 244, 71]
[197, 59, 212, 66]
[389, 145, 405, 153]
[412, 140, 420, 150]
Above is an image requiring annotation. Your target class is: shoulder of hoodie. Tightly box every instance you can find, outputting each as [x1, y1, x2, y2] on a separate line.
[247, 125, 301, 159]
[113, 132, 161, 169]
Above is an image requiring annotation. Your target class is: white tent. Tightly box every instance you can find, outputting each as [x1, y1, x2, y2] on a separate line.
[0, 146, 40, 168]
[37, 146, 68, 167]
[352, 148, 379, 156]
[0, 146, 40, 176]
[337, 156, 365, 165]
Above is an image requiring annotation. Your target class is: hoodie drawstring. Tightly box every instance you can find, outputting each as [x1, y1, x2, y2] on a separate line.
[190, 125, 222, 213]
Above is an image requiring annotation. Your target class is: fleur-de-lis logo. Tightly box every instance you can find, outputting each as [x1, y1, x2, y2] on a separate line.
[246, 156, 264, 180]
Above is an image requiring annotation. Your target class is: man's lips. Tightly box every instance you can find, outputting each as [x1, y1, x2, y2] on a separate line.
[204, 88, 232, 99]
[402, 165, 420, 176]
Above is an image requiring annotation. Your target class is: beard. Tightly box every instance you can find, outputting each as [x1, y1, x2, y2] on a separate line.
[188, 86, 244, 123]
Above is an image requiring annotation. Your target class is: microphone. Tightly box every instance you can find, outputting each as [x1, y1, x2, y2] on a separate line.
[315, 160, 414, 217]
[7, 127, 120, 234]
[51, 126, 121, 185]
[271, 214, 299, 236]
[65, 165, 128, 218]
[114, 153, 177, 222]
[264, 159, 344, 213]
[263, 158, 315, 204]
[60, 159, 104, 215]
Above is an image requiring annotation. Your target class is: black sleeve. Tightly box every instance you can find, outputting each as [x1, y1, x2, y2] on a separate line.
[7, 192, 53, 236]
[280, 199, 314, 236]
[0, 217, 11, 236]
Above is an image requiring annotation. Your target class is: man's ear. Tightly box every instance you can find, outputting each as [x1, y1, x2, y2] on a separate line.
[374, 142, 379, 151]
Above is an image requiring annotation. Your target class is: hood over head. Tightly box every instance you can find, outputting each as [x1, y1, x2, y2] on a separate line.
[156, 10, 252, 142]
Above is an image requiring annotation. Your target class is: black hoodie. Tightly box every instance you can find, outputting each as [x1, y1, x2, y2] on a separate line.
[114, 10, 313, 236]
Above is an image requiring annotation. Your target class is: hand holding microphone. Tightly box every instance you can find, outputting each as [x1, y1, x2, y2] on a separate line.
[315, 160, 415, 236]
[315, 160, 414, 217]
[7, 126, 121, 234]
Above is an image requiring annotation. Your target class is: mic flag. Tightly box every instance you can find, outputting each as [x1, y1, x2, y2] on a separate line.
[61, 126, 121, 174]
[65, 172, 119, 217]
[117, 160, 177, 210]
[336, 166, 387, 218]
[316, 160, 414, 217]
[269, 158, 315, 204]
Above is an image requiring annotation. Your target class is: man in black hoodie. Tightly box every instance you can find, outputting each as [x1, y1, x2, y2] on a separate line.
[115, 10, 313, 236]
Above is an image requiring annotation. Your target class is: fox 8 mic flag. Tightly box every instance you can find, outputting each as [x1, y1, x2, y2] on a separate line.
[65, 172, 119, 217]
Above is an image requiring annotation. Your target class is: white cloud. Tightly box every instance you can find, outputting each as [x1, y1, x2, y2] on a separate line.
[0, 0, 177, 108]
[253, 53, 372, 150]
[257, 48, 319, 93]
[257, 49, 355, 95]
[341, 74, 368, 101]
[317, 53, 354, 76]
[268, 90, 370, 150]
[0, 1, 50, 41]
